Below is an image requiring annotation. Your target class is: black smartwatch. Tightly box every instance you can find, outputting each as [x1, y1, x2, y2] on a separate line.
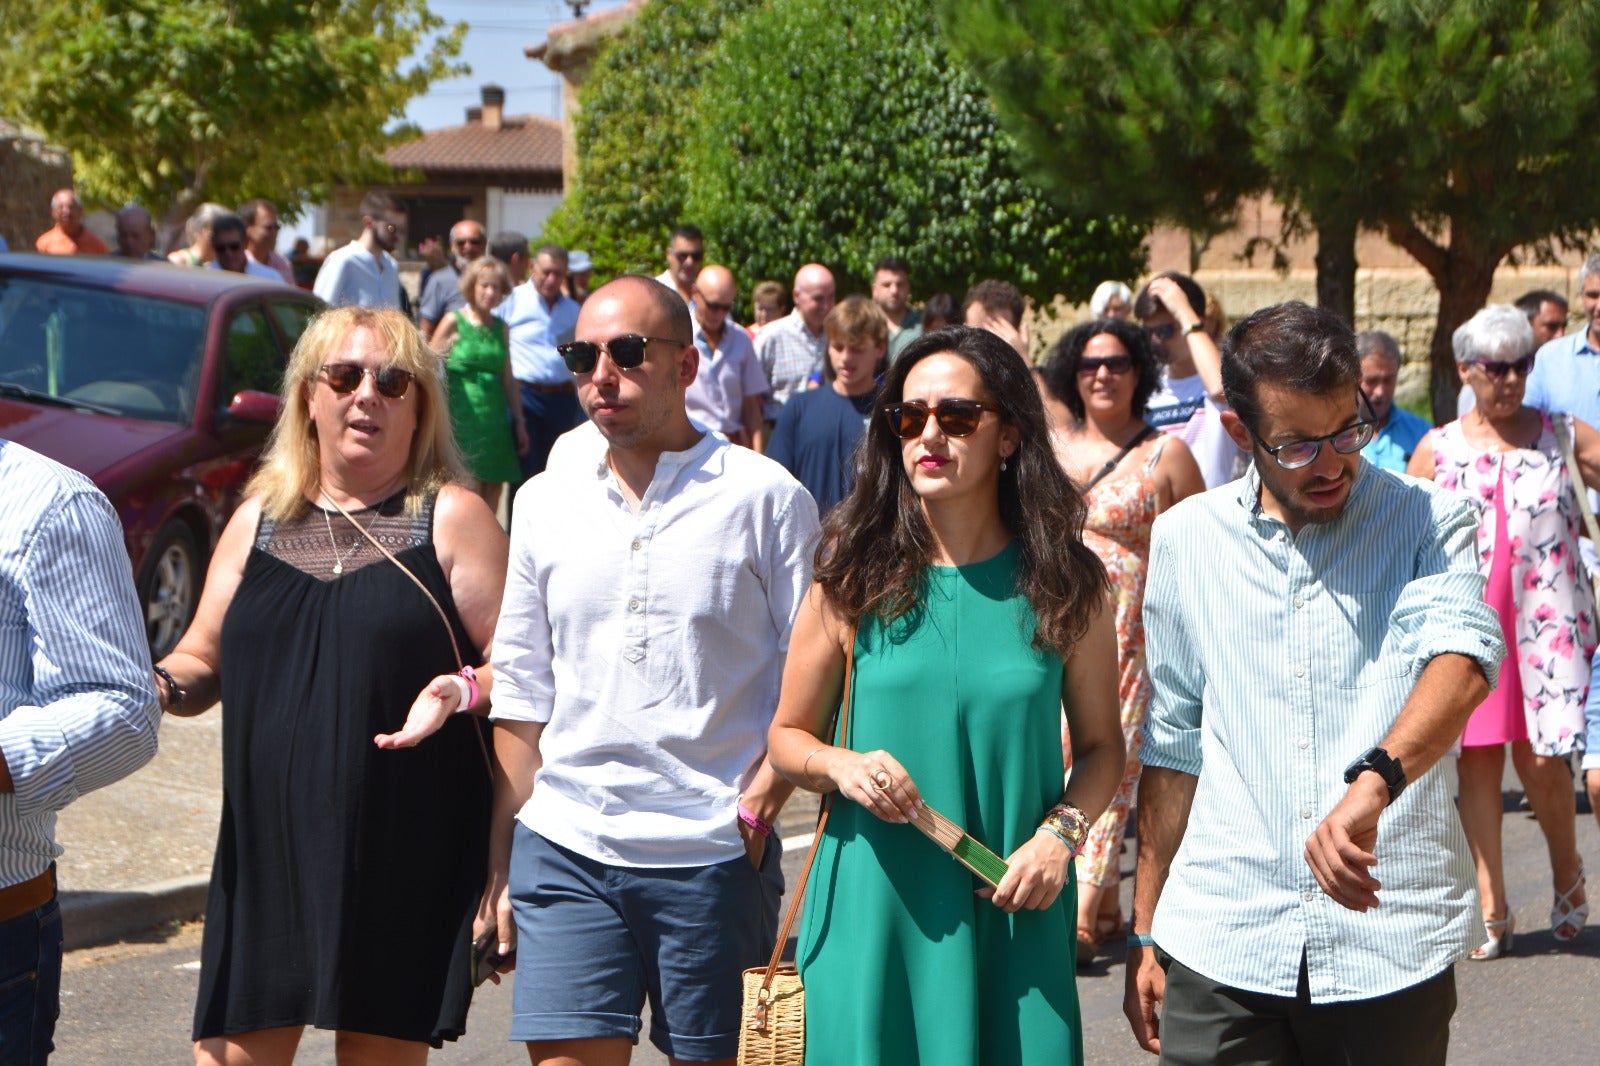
[1343, 746, 1406, 805]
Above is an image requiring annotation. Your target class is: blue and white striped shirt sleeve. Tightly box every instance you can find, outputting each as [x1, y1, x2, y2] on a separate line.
[1, 484, 160, 820]
[1142, 529, 1205, 776]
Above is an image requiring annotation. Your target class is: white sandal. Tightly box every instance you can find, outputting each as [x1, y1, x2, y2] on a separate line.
[1552, 865, 1588, 943]
[1468, 913, 1514, 961]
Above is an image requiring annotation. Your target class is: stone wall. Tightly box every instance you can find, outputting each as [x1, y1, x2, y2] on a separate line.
[0, 123, 71, 251]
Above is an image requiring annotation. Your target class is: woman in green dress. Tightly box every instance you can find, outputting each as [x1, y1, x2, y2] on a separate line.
[769, 326, 1125, 1065]
[430, 255, 527, 510]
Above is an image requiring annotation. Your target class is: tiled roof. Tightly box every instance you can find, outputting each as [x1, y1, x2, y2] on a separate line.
[386, 114, 563, 177]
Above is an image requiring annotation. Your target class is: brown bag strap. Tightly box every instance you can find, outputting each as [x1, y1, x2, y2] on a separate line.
[321, 490, 493, 777]
[758, 631, 856, 992]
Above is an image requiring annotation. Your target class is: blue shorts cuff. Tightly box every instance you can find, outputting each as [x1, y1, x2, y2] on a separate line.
[650, 1024, 740, 1062]
[509, 1009, 642, 1045]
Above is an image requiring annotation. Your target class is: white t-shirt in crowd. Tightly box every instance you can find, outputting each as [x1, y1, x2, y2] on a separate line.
[1145, 372, 1241, 489]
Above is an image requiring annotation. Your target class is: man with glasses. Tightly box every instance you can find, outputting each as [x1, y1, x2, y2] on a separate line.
[205, 213, 282, 281]
[238, 199, 294, 283]
[1124, 301, 1504, 1066]
[655, 223, 705, 306]
[684, 264, 769, 451]
[1135, 271, 1238, 489]
[489, 274, 819, 1065]
[496, 243, 584, 481]
[313, 191, 405, 310]
[418, 219, 488, 342]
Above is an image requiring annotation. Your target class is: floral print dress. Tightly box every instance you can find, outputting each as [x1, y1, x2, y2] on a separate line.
[1066, 441, 1164, 889]
[1428, 415, 1595, 755]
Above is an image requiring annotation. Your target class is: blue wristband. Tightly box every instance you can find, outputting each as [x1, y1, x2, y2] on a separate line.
[1128, 933, 1156, 948]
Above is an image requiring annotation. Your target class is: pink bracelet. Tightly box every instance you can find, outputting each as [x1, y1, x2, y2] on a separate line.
[737, 803, 772, 838]
[455, 665, 480, 713]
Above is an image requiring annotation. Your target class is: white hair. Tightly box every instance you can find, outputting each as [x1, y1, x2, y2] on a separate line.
[1452, 304, 1533, 365]
[1089, 280, 1133, 317]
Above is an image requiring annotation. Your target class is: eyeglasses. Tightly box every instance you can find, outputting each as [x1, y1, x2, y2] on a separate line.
[670, 249, 705, 262]
[454, 236, 485, 248]
[1077, 355, 1134, 376]
[1465, 354, 1536, 379]
[318, 363, 414, 399]
[1245, 393, 1376, 470]
[1145, 322, 1179, 343]
[213, 241, 244, 253]
[557, 334, 684, 374]
[881, 399, 998, 439]
[697, 297, 734, 313]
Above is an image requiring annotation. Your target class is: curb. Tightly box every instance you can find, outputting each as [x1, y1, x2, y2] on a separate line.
[59, 875, 211, 952]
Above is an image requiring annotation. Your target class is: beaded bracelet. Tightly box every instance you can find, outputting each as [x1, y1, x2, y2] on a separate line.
[1040, 802, 1092, 857]
[153, 665, 185, 712]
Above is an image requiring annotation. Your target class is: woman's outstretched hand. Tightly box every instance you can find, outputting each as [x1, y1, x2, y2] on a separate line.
[374, 674, 462, 749]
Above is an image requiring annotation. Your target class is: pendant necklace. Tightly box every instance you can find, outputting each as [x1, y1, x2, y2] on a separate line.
[320, 492, 372, 575]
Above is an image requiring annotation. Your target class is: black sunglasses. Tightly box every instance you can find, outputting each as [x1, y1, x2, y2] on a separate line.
[881, 399, 997, 439]
[697, 297, 735, 313]
[1077, 355, 1134, 376]
[213, 241, 244, 253]
[1466, 354, 1536, 380]
[557, 334, 684, 374]
[318, 363, 414, 399]
[671, 249, 705, 262]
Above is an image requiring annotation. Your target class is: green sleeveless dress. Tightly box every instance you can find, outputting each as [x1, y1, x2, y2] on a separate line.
[797, 545, 1082, 1065]
[445, 311, 521, 484]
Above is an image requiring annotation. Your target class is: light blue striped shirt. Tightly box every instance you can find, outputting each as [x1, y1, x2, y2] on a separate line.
[1143, 459, 1504, 1002]
[0, 440, 160, 887]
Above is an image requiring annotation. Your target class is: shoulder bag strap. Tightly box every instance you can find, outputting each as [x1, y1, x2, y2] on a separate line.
[757, 629, 856, 995]
[1082, 425, 1158, 494]
[323, 491, 495, 778]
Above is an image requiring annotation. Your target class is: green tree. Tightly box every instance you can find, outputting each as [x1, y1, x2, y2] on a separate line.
[541, 0, 764, 279]
[681, 0, 1143, 307]
[0, 0, 464, 237]
[943, 0, 1600, 419]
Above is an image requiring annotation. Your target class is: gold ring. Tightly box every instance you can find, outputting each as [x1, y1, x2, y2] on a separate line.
[871, 769, 892, 792]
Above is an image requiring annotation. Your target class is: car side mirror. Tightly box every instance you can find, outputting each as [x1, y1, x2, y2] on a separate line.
[226, 390, 281, 424]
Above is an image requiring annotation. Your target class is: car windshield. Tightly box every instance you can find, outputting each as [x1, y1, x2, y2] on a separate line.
[0, 276, 207, 424]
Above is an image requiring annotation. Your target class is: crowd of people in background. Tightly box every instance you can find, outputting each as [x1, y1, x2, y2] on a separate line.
[12, 180, 1600, 1066]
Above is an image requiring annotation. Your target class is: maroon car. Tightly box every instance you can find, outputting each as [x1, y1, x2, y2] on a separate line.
[0, 253, 322, 657]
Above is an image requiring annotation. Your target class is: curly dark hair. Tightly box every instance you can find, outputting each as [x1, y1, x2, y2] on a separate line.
[815, 326, 1108, 657]
[1039, 318, 1163, 422]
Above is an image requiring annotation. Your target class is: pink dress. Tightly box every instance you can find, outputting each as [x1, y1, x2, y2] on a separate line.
[1428, 416, 1595, 754]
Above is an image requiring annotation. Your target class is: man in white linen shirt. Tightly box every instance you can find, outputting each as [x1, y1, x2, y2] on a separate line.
[489, 275, 821, 1064]
[312, 191, 404, 309]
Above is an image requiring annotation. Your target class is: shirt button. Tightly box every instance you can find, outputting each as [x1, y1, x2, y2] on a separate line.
[629, 598, 641, 612]
[1298, 737, 1309, 750]
[1300, 806, 1312, 819]
[1295, 665, 1306, 678]
[1303, 888, 1315, 902]
[631, 540, 642, 551]
[1293, 597, 1304, 609]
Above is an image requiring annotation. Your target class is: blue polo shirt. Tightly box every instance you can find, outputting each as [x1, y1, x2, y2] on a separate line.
[1525, 328, 1600, 424]
[1362, 406, 1431, 472]
[496, 284, 580, 386]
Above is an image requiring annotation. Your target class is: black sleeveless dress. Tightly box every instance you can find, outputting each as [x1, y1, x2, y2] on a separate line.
[193, 490, 491, 1046]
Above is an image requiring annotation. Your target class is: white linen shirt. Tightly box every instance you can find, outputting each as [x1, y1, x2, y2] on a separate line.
[1143, 460, 1503, 1002]
[491, 422, 821, 867]
[685, 318, 769, 434]
[312, 241, 400, 309]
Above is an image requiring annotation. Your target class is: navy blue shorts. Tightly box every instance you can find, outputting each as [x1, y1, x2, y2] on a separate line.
[508, 826, 783, 1060]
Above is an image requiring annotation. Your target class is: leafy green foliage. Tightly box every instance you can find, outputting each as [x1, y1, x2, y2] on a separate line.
[942, 0, 1600, 417]
[541, 0, 765, 278]
[0, 1, 464, 231]
[681, 0, 1143, 305]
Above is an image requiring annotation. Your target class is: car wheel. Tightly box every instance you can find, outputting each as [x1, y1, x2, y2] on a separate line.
[140, 520, 200, 660]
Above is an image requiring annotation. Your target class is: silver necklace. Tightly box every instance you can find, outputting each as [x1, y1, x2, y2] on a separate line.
[320, 492, 372, 575]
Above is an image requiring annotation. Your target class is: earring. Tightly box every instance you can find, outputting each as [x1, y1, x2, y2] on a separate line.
[1001, 459, 1009, 472]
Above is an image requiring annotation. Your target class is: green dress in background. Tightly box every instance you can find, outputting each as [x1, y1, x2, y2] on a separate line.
[445, 311, 521, 484]
[798, 544, 1082, 1066]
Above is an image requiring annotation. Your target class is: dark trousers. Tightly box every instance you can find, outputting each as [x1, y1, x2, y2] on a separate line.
[0, 896, 62, 1066]
[516, 385, 586, 483]
[1158, 952, 1455, 1066]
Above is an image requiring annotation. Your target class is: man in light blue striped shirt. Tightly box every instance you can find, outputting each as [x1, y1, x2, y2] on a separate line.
[1124, 303, 1504, 1065]
[0, 439, 161, 1060]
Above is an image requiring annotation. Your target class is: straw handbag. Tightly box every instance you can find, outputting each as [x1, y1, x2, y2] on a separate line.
[737, 642, 856, 1066]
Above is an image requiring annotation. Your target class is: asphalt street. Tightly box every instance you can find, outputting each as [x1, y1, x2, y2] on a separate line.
[53, 762, 1600, 1065]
